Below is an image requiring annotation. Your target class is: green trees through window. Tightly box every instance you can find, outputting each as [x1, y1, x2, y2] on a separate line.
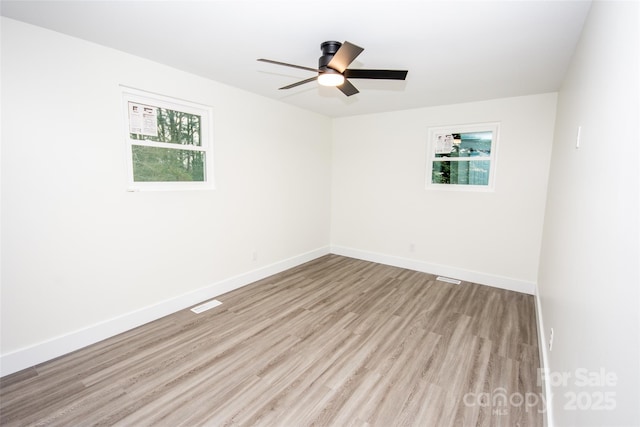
[123, 88, 213, 190]
[129, 106, 205, 182]
[131, 146, 205, 182]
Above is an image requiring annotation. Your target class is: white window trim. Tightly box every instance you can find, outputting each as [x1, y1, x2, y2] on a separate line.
[425, 122, 500, 192]
[121, 86, 214, 191]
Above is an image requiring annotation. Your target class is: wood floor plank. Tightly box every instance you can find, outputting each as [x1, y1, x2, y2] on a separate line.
[0, 255, 543, 426]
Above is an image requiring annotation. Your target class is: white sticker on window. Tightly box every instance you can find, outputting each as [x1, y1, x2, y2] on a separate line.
[128, 102, 158, 137]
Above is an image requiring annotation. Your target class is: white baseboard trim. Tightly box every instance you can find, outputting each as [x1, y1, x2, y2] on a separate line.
[330, 245, 536, 295]
[0, 246, 330, 377]
[534, 283, 554, 427]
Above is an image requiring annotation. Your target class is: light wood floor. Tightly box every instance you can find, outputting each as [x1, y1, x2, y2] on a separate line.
[1, 255, 544, 426]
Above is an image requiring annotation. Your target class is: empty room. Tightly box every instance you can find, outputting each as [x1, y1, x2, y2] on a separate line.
[1, 1, 638, 426]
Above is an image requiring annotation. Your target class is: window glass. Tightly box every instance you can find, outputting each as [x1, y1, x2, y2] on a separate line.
[132, 146, 206, 182]
[129, 103, 202, 147]
[123, 88, 213, 191]
[427, 123, 498, 191]
[431, 160, 490, 185]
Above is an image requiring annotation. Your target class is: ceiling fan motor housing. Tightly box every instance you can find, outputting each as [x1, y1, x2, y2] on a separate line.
[319, 41, 342, 72]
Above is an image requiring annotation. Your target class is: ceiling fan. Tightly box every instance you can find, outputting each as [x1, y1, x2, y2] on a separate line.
[258, 41, 408, 97]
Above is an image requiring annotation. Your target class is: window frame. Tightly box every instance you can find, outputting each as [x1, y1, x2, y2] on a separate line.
[121, 87, 214, 191]
[425, 122, 500, 192]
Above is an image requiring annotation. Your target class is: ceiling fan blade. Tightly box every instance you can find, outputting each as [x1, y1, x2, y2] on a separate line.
[257, 58, 318, 73]
[343, 69, 408, 80]
[328, 41, 364, 73]
[337, 79, 359, 97]
[279, 76, 318, 90]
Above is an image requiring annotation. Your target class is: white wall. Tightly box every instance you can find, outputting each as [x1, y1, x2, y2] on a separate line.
[537, 2, 640, 426]
[0, 18, 332, 374]
[331, 94, 557, 293]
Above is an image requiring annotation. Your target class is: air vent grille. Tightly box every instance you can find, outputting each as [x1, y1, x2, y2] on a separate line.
[436, 276, 461, 285]
[191, 299, 222, 314]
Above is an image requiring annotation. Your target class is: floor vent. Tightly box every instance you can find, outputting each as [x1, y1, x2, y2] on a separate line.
[191, 299, 222, 314]
[436, 276, 461, 285]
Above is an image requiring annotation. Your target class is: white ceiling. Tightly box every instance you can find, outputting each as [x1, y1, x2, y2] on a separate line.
[1, 0, 592, 117]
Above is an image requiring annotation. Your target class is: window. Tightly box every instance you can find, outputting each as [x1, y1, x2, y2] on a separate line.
[122, 88, 214, 191]
[426, 122, 499, 191]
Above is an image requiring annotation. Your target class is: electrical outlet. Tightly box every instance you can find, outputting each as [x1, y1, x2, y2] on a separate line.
[252, 250, 257, 262]
[549, 327, 554, 351]
[409, 243, 415, 253]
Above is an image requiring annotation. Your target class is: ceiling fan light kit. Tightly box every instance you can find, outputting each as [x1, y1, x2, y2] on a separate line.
[317, 69, 344, 87]
[258, 41, 408, 96]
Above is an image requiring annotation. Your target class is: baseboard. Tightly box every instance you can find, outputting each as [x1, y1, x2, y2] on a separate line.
[330, 245, 536, 295]
[0, 246, 330, 377]
[534, 282, 554, 427]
